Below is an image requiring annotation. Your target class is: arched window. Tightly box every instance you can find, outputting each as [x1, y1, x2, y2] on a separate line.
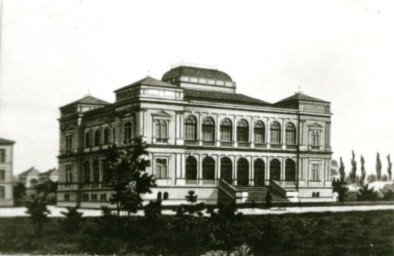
[163, 192, 169, 200]
[254, 121, 265, 144]
[186, 156, 197, 182]
[285, 159, 296, 181]
[202, 117, 215, 142]
[157, 192, 162, 200]
[185, 116, 197, 141]
[93, 160, 100, 183]
[155, 120, 168, 142]
[312, 130, 320, 147]
[270, 122, 281, 145]
[94, 130, 101, 147]
[237, 120, 249, 143]
[102, 160, 110, 183]
[85, 131, 91, 148]
[202, 157, 215, 180]
[124, 122, 132, 144]
[103, 127, 110, 144]
[83, 161, 91, 183]
[155, 159, 168, 179]
[220, 119, 232, 143]
[237, 158, 249, 186]
[270, 159, 281, 181]
[254, 159, 265, 186]
[220, 157, 232, 183]
[285, 123, 296, 145]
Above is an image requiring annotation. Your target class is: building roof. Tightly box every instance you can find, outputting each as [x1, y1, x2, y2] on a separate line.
[184, 89, 271, 106]
[115, 76, 178, 92]
[162, 66, 232, 82]
[39, 168, 58, 177]
[0, 138, 15, 145]
[61, 95, 110, 109]
[276, 92, 329, 104]
[18, 167, 40, 177]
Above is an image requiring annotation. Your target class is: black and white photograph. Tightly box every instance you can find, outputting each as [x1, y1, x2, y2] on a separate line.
[0, 0, 393, 255]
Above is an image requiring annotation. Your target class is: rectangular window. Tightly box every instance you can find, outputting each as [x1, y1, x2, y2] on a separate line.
[312, 164, 319, 181]
[0, 149, 5, 163]
[155, 159, 168, 179]
[0, 186, 5, 199]
[254, 128, 264, 144]
[65, 165, 73, 183]
[82, 193, 89, 201]
[64, 194, 70, 202]
[155, 120, 168, 143]
[203, 126, 214, 141]
[0, 170, 5, 181]
[100, 193, 107, 201]
[185, 123, 196, 141]
[91, 194, 97, 201]
[65, 134, 72, 152]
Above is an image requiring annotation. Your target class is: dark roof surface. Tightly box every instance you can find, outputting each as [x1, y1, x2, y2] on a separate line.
[61, 96, 110, 108]
[162, 66, 232, 82]
[18, 167, 40, 177]
[276, 93, 329, 104]
[0, 138, 15, 145]
[39, 168, 58, 176]
[115, 76, 178, 92]
[184, 89, 271, 106]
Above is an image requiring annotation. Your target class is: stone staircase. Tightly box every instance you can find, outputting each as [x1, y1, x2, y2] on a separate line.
[235, 186, 289, 203]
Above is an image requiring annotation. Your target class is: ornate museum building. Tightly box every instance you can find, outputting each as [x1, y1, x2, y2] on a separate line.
[57, 64, 334, 208]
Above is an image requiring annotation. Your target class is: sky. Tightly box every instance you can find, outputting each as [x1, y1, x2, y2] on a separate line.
[0, 0, 393, 175]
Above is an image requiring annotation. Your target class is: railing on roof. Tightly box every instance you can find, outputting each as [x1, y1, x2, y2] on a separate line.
[171, 61, 219, 70]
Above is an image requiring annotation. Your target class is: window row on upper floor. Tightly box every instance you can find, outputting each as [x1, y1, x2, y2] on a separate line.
[183, 116, 297, 146]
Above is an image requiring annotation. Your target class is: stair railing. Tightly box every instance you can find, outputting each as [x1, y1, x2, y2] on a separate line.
[269, 180, 287, 198]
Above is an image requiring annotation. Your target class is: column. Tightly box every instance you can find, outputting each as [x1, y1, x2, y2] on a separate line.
[198, 155, 202, 185]
[250, 117, 254, 149]
[217, 155, 221, 182]
[198, 113, 203, 146]
[266, 118, 270, 149]
[232, 155, 237, 185]
[280, 157, 285, 182]
[233, 116, 237, 148]
[281, 119, 286, 150]
[265, 157, 270, 185]
[215, 114, 220, 147]
[249, 156, 254, 186]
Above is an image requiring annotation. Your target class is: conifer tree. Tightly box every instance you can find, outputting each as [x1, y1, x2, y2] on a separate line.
[105, 136, 156, 217]
[360, 155, 366, 186]
[350, 150, 357, 183]
[339, 157, 345, 182]
[387, 154, 392, 181]
[376, 152, 382, 180]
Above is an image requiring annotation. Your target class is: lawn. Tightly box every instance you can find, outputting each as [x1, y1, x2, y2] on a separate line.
[0, 210, 392, 255]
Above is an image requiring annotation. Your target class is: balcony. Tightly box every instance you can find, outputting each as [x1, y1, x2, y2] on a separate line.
[270, 144, 282, 149]
[255, 143, 267, 149]
[238, 142, 250, 148]
[185, 140, 198, 146]
[309, 145, 321, 151]
[286, 144, 297, 150]
[202, 141, 215, 146]
[220, 141, 232, 147]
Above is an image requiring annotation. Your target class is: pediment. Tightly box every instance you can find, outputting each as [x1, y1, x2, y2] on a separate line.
[308, 122, 323, 129]
[151, 110, 172, 117]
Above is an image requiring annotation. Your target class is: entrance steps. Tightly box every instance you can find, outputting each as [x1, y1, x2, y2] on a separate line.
[235, 186, 289, 203]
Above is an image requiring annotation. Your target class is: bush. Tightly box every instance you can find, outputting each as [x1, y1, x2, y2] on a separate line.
[25, 192, 50, 235]
[60, 206, 84, 232]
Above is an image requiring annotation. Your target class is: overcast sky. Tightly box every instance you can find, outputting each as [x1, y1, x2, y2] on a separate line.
[1, 0, 393, 175]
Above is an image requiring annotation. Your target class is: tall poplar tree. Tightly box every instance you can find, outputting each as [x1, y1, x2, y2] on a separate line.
[339, 157, 345, 182]
[360, 155, 366, 186]
[350, 150, 357, 183]
[387, 154, 392, 181]
[376, 152, 382, 180]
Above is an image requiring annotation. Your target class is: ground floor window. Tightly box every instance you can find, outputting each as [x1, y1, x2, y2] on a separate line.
[237, 158, 249, 186]
[186, 156, 197, 181]
[155, 159, 168, 179]
[254, 159, 265, 186]
[100, 194, 107, 201]
[64, 194, 70, 202]
[0, 186, 5, 199]
[312, 164, 319, 181]
[270, 159, 281, 180]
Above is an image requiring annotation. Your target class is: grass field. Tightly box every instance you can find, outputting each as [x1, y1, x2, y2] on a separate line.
[0, 210, 392, 255]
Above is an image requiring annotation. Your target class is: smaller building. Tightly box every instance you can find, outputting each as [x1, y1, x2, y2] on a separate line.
[38, 168, 59, 183]
[0, 138, 15, 206]
[18, 167, 40, 188]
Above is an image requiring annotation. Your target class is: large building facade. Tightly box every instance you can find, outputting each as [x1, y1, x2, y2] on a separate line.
[57, 65, 334, 208]
[0, 138, 15, 206]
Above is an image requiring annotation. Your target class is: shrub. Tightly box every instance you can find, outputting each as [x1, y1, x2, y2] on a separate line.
[60, 206, 84, 232]
[25, 192, 51, 235]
